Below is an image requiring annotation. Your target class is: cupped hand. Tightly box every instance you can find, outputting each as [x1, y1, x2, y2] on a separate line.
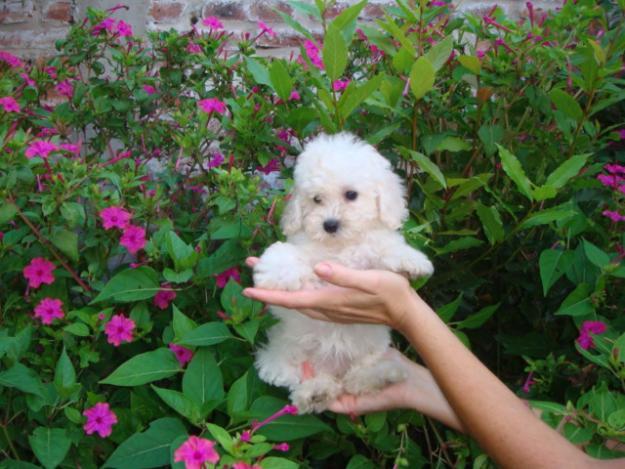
[243, 257, 418, 331]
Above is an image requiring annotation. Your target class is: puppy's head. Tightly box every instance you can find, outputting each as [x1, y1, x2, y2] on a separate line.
[281, 132, 407, 242]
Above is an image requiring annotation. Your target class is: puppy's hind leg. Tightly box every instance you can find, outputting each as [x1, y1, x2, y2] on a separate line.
[255, 342, 302, 390]
[343, 351, 407, 396]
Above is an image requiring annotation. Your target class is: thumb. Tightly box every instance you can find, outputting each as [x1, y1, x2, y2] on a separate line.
[313, 261, 375, 291]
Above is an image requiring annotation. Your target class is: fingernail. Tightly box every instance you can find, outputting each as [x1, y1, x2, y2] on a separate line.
[315, 263, 332, 276]
[242, 288, 253, 297]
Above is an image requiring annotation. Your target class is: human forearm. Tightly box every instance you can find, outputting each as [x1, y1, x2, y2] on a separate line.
[397, 291, 593, 469]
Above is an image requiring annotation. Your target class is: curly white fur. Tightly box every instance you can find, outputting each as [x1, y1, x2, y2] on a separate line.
[254, 132, 434, 413]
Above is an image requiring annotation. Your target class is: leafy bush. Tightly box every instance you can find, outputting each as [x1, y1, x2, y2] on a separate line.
[1, 0, 625, 467]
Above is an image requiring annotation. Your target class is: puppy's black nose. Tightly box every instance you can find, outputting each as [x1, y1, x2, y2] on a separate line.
[323, 219, 340, 233]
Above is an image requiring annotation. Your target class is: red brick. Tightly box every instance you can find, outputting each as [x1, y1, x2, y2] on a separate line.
[149, 1, 184, 22]
[44, 2, 74, 23]
[250, 2, 293, 23]
[202, 1, 246, 21]
[0, 0, 35, 24]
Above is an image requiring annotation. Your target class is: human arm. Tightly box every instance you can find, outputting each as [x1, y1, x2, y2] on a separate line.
[243, 260, 624, 469]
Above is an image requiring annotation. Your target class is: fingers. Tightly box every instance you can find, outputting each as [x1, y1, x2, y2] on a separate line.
[314, 262, 380, 292]
[245, 257, 259, 267]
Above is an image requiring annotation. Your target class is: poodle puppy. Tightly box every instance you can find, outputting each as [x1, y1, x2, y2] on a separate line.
[254, 132, 433, 413]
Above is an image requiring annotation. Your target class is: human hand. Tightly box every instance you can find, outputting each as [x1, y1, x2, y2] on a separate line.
[243, 257, 421, 332]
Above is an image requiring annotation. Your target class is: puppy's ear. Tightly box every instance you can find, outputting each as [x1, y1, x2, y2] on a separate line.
[280, 192, 302, 236]
[377, 166, 408, 230]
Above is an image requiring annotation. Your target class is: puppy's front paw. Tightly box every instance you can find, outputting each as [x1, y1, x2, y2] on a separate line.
[386, 249, 433, 279]
[290, 375, 342, 414]
[253, 242, 313, 291]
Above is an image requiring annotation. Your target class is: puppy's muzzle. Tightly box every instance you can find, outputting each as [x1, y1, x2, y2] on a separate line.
[323, 219, 340, 234]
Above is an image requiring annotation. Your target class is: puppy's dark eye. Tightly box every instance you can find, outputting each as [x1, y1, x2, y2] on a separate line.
[345, 190, 358, 201]
[313, 195, 322, 204]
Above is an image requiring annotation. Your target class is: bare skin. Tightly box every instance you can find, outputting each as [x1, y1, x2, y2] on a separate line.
[243, 258, 625, 469]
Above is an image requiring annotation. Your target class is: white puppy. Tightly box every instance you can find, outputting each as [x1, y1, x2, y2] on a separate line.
[254, 132, 433, 413]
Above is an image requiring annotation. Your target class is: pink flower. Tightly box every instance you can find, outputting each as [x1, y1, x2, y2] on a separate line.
[258, 158, 280, 174]
[605, 164, 625, 175]
[215, 267, 240, 288]
[44, 66, 57, 79]
[117, 20, 133, 37]
[186, 42, 202, 54]
[597, 174, 622, 189]
[23, 258, 56, 288]
[20, 73, 36, 87]
[25, 140, 59, 159]
[208, 152, 224, 169]
[577, 320, 607, 350]
[34, 297, 64, 325]
[92, 18, 116, 35]
[120, 224, 146, 254]
[618, 129, 625, 140]
[174, 436, 220, 469]
[99, 206, 132, 230]
[273, 442, 290, 452]
[289, 90, 300, 101]
[83, 403, 118, 438]
[602, 210, 625, 222]
[55, 80, 74, 98]
[332, 79, 351, 91]
[258, 21, 276, 38]
[0, 50, 24, 68]
[198, 98, 227, 114]
[104, 314, 135, 346]
[303, 40, 324, 69]
[521, 371, 535, 393]
[37, 127, 58, 137]
[169, 343, 194, 366]
[233, 463, 261, 469]
[251, 404, 298, 432]
[60, 143, 81, 155]
[240, 430, 251, 442]
[202, 16, 224, 30]
[143, 84, 157, 95]
[430, 1, 447, 6]
[154, 284, 176, 309]
[0, 96, 20, 113]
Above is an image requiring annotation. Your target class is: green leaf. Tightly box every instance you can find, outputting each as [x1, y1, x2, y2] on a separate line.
[167, 232, 198, 271]
[221, 280, 261, 318]
[172, 304, 198, 339]
[177, 322, 232, 347]
[555, 283, 594, 316]
[50, 229, 78, 262]
[438, 237, 483, 255]
[338, 74, 383, 121]
[456, 304, 499, 330]
[152, 386, 203, 424]
[437, 293, 462, 322]
[323, 25, 348, 81]
[404, 149, 446, 188]
[54, 347, 77, 395]
[409, 56, 435, 100]
[331, 0, 367, 42]
[425, 35, 453, 71]
[0, 201, 17, 225]
[100, 348, 181, 386]
[227, 371, 249, 416]
[519, 207, 577, 230]
[0, 363, 44, 397]
[613, 332, 625, 364]
[345, 455, 376, 469]
[261, 458, 300, 469]
[273, 10, 313, 40]
[63, 322, 90, 336]
[269, 59, 293, 101]
[364, 412, 386, 432]
[91, 267, 159, 304]
[245, 57, 272, 87]
[544, 153, 591, 190]
[206, 423, 234, 454]
[29, 427, 71, 469]
[496, 145, 534, 201]
[197, 239, 244, 278]
[549, 89, 583, 122]
[104, 418, 187, 469]
[434, 136, 471, 153]
[539, 249, 571, 296]
[478, 124, 504, 156]
[182, 348, 224, 405]
[457, 55, 481, 74]
[582, 239, 610, 269]
[475, 203, 504, 245]
[163, 268, 193, 284]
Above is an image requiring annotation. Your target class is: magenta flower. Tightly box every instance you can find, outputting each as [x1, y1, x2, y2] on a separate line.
[20, 73, 36, 87]
[258, 21, 277, 38]
[23, 257, 56, 288]
[92, 17, 116, 35]
[602, 210, 625, 223]
[577, 320, 607, 350]
[0, 50, 24, 68]
[105, 314, 135, 347]
[597, 174, 623, 189]
[25, 140, 59, 159]
[34, 297, 64, 325]
[605, 164, 625, 175]
[37, 127, 58, 137]
[120, 224, 146, 254]
[117, 20, 133, 37]
[44, 66, 57, 79]
[273, 442, 290, 452]
[208, 152, 224, 169]
[186, 42, 202, 54]
[240, 430, 251, 442]
[83, 403, 118, 438]
[0, 96, 20, 113]
[430, 1, 447, 6]
[60, 142, 81, 155]
[251, 404, 298, 432]
[55, 80, 74, 98]
[202, 16, 224, 30]
[332, 79, 351, 92]
[303, 39, 324, 69]
[233, 463, 261, 469]
[215, 267, 240, 288]
[198, 98, 227, 114]
[521, 371, 535, 393]
[169, 343, 194, 366]
[174, 436, 220, 469]
[618, 129, 625, 140]
[289, 90, 300, 101]
[143, 84, 157, 95]
[258, 158, 280, 174]
[153, 284, 176, 309]
[99, 206, 132, 230]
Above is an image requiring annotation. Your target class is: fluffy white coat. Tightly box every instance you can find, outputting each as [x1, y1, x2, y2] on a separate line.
[254, 133, 433, 413]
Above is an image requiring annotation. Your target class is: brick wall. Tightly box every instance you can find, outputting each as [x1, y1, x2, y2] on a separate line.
[1, 0, 560, 60]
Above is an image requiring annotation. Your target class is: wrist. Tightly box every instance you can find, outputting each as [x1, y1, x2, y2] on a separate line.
[391, 288, 430, 334]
